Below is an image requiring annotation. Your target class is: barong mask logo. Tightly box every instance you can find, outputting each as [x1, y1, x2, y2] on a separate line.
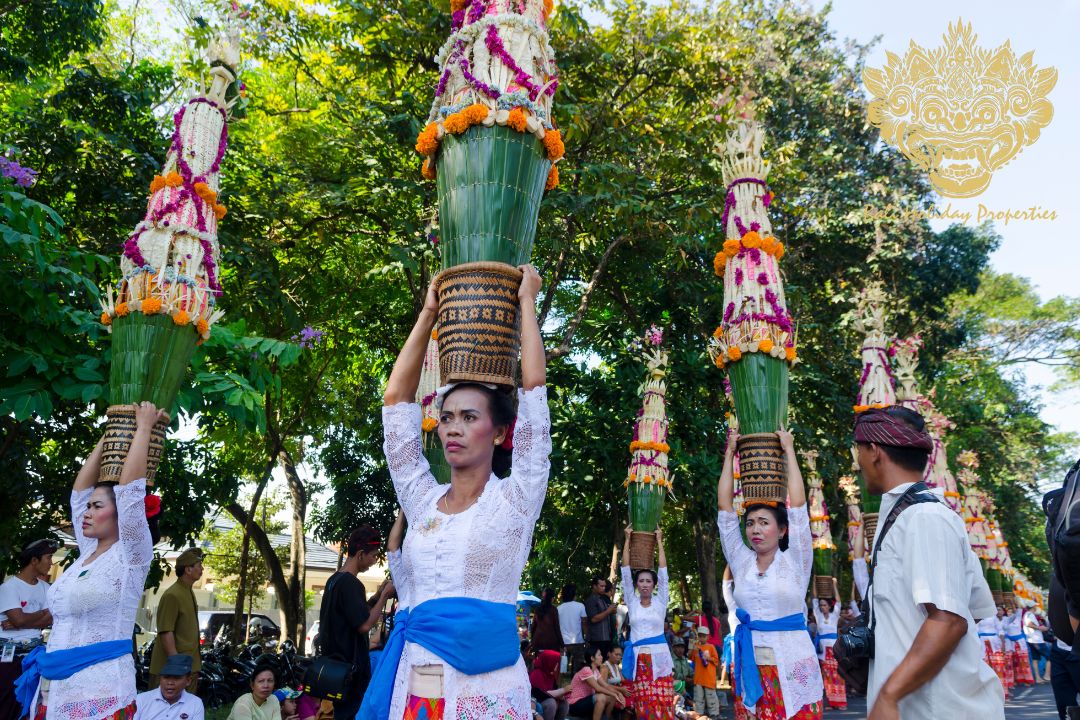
[863, 20, 1056, 198]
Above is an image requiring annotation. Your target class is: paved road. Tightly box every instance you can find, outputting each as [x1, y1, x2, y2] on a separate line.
[719, 681, 1059, 719]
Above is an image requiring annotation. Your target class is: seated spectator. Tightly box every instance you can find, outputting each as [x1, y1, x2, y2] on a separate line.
[671, 637, 693, 702]
[0, 538, 55, 719]
[273, 688, 319, 720]
[566, 647, 622, 720]
[529, 649, 570, 720]
[228, 662, 281, 720]
[599, 646, 632, 713]
[134, 654, 204, 720]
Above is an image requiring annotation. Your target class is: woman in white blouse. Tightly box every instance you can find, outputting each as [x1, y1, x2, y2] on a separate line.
[368, 265, 550, 720]
[717, 430, 824, 720]
[810, 580, 845, 711]
[619, 525, 673, 720]
[22, 401, 165, 720]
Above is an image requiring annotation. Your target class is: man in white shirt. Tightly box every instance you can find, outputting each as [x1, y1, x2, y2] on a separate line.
[854, 407, 1005, 720]
[134, 654, 204, 720]
[556, 583, 587, 673]
[0, 539, 57, 718]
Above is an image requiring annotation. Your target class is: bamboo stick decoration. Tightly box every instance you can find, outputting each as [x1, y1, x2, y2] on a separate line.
[97, 24, 242, 485]
[624, 326, 671, 569]
[838, 473, 862, 564]
[891, 334, 962, 513]
[708, 121, 797, 505]
[416, 327, 450, 483]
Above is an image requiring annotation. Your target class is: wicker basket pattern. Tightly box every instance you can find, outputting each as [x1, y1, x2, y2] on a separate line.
[99, 405, 168, 486]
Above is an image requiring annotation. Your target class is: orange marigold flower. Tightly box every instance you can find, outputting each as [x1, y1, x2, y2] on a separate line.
[543, 0, 554, 17]
[213, 204, 227, 220]
[142, 297, 162, 315]
[713, 251, 727, 276]
[727, 346, 742, 361]
[421, 417, 438, 433]
[431, 328, 439, 340]
[774, 241, 786, 260]
[713, 354, 725, 368]
[149, 175, 166, 193]
[741, 230, 762, 248]
[450, 0, 467, 10]
[785, 346, 797, 362]
[723, 239, 741, 257]
[115, 302, 130, 317]
[712, 326, 723, 339]
[101, 311, 112, 326]
[196, 318, 210, 336]
[164, 172, 184, 188]
[193, 182, 217, 204]
[545, 165, 559, 191]
[759, 338, 775, 353]
[542, 129, 565, 161]
[466, 103, 489, 124]
[443, 112, 470, 134]
[422, 157, 437, 180]
[172, 310, 191, 326]
[760, 235, 778, 254]
[507, 107, 528, 133]
[415, 124, 440, 156]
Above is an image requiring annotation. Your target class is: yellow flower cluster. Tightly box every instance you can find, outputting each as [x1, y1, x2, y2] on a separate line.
[630, 440, 670, 454]
[421, 417, 438, 433]
[713, 230, 786, 274]
[414, 107, 564, 190]
[853, 402, 890, 413]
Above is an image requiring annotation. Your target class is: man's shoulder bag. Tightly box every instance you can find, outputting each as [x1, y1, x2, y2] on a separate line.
[833, 482, 940, 689]
[302, 573, 355, 701]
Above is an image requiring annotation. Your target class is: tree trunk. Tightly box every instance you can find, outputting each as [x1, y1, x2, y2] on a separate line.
[281, 448, 308, 647]
[692, 514, 720, 621]
[231, 473, 270, 646]
[226, 500, 297, 645]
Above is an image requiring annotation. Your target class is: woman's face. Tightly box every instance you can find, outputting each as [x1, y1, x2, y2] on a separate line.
[251, 670, 275, 701]
[438, 388, 505, 471]
[609, 647, 623, 665]
[996, 606, 1005, 619]
[283, 698, 298, 715]
[636, 571, 655, 598]
[818, 599, 831, 615]
[591, 649, 604, 668]
[745, 509, 784, 555]
[82, 486, 119, 541]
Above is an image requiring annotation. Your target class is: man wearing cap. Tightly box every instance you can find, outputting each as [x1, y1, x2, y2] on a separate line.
[0, 539, 56, 719]
[134, 653, 204, 720]
[150, 548, 204, 692]
[671, 635, 692, 703]
[855, 407, 1004, 720]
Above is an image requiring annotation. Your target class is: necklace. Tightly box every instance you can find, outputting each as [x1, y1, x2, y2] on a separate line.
[441, 489, 481, 514]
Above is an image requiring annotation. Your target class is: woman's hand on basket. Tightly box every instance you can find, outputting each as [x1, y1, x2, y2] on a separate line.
[776, 429, 795, 455]
[133, 401, 168, 429]
[624, 523, 633, 539]
[725, 430, 740, 459]
[424, 277, 439, 313]
[518, 264, 542, 304]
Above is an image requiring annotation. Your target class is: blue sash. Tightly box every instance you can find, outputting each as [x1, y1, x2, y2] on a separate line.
[733, 608, 808, 710]
[622, 633, 667, 680]
[358, 597, 519, 720]
[15, 639, 132, 713]
[1007, 633, 1025, 642]
[815, 631, 837, 653]
[978, 632, 998, 637]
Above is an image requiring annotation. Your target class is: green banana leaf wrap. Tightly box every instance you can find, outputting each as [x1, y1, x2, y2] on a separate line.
[109, 313, 199, 409]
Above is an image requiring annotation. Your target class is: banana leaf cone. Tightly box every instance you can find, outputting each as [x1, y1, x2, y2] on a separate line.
[813, 548, 834, 577]
[728, 352, 788, 435]
[436, 125, 551, 269]
[629, 484, 665, 532]
[109, 312, 199, 410]
[424, 440, 451, 485]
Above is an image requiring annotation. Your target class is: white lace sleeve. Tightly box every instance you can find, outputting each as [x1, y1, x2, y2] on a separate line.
[115, 478, 153, 567]
[812, 602, 824, 626]
[387, 549, 404, 587]
[785, 504, 813, 584]
[717, 510, 753, 575]
[382, 402, 437, 525]
[621, 565, 634, 601]
[502, 386, 551, 520]
[70, 487, 95, 556]
[722, 579, 736, 613]
[657, 566, 669, 606]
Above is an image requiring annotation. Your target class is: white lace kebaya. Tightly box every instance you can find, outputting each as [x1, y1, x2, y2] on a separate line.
[718, 504, 824, 719]
[382, 386, 551, 720]
[620, 566, 672, 679]
[36, 479, 153, 720]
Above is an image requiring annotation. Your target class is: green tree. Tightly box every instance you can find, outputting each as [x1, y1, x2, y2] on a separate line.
[202, 494, 289, 609]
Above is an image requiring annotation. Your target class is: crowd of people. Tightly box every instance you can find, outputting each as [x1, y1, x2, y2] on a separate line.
[1, 271, 1079, 720]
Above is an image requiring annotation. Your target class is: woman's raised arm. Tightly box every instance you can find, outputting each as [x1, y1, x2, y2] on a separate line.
[384, 280, 439, 406]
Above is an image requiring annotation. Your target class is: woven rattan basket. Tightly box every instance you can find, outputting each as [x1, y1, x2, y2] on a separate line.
[738, 432, 786, 503]
[863, 512, 880, 551]
[628, 532, 657, 571]
[814, 575, 835, 599]
[99, 404, 168, 485]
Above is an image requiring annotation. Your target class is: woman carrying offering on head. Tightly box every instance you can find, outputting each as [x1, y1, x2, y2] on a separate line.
[620, 526, 674, 720]
[717, 430, 823, 720]
[811, 579, 845, 710]
[363, 265, 550, 720]
[17, 401, 167, 720]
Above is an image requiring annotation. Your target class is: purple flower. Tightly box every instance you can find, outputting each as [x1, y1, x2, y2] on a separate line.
[750, 221, 760, 232]
[724, 303, 735, 322]
[294, 325, 325, 349]
[757, 272, 769, 285]
[0, 154, 38, 188]
[748, 248, 761, 264]
[734, 268, 743, 286]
